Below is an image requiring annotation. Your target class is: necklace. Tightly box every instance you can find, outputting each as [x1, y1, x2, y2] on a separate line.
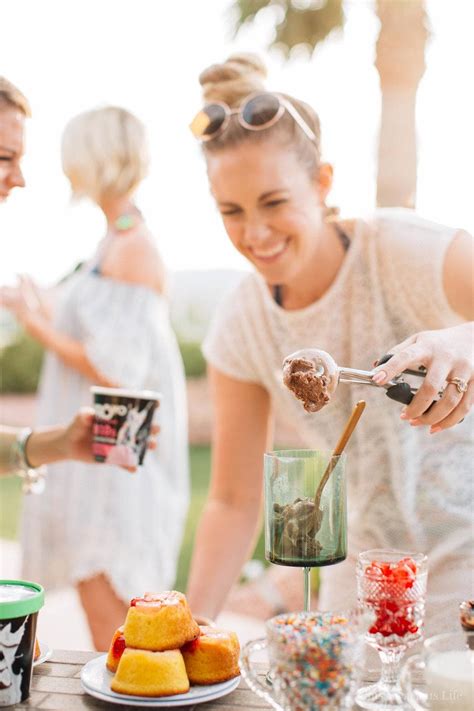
[114, 206, 142, 232]
[115, 214, 136, 231]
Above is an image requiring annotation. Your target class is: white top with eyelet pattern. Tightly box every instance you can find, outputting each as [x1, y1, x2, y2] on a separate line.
[203, 208, 473, 635]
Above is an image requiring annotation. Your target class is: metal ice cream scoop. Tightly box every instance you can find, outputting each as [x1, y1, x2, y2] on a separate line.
[283, 348, 430, 407]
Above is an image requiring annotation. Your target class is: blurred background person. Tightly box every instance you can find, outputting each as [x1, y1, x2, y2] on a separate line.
[1, 105, 189, 650]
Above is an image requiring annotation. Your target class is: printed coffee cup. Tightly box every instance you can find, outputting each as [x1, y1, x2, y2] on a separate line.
[0, 580, 44, 707]
[91, 386, 160, 467]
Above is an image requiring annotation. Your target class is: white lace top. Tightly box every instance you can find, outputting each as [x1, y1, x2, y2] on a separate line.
[21, 265, 189, 602]
[203, 209, 473, 632]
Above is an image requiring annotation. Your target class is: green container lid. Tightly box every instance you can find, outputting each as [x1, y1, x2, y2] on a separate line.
[0, 579, 44, 620]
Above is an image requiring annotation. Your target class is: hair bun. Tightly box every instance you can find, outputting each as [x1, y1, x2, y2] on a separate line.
[199, 53, 267, 106]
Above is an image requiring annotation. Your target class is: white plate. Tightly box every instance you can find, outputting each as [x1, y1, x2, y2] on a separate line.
[33, 641, 52, 667]
[81, 654, 241, 707]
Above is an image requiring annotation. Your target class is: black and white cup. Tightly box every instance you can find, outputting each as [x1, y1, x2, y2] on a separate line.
[91, 386, 160, 468]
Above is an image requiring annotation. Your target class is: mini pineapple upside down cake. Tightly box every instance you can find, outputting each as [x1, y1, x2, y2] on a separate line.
[106, 591, 240, 698]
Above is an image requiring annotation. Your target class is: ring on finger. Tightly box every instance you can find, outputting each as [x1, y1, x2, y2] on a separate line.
[445, 377, 469, 394]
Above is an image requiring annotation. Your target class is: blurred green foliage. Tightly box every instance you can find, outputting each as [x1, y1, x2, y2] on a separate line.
[0, 332, 44, 394]
[233, 0, 344, 55]
[0, 475, 22, 540]
[178, 341, 207, 379]
[0, 332, 206, 393]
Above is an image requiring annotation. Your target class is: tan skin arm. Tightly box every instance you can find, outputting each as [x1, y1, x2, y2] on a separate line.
[443, 230, 474, 320]
[15, 274, 54, 321]
[20, 315, 116, 385]
[0, 416, 95, 475]
[186, 366, 274, 619]
[0, 412, 159, 475]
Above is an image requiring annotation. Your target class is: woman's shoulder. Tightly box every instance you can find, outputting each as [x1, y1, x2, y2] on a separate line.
[101, 225, 166, 292]
[370, 208, 457, 240]
[105, 224, 159, 261]
[350, 209, 458, 261]
[357, 209, 465, 326]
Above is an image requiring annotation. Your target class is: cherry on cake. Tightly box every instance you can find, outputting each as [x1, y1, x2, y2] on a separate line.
[106, 626, 126, 672]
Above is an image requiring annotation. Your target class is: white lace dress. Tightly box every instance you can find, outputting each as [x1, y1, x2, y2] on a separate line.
[21, 265, 189, 602]
[203, 209, 473, 634]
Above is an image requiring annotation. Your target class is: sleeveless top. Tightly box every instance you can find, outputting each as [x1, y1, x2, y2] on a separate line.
[21, 240, 189, 602]
[202, 208, 473, 632]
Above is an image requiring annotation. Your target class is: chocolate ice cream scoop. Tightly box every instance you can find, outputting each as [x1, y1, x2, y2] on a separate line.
[271, 497, 323, 563]
[283, 349, 339, 413]
[282, 348, 411, 412]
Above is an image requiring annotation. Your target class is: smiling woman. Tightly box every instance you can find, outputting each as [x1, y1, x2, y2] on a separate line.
[0, 77, 30, 202]
[207, 144, 339, 308]
[185, 53, 474, 639]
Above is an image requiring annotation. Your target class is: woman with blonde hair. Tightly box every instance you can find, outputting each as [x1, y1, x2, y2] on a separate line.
[185, 54, 473, 635]
[2, 105, 189, 650]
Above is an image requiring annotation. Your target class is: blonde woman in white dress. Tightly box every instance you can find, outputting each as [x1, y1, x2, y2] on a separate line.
[1, 81, 159, 475]
[2, 106, 189, 650]
[185, 54, 474, 635]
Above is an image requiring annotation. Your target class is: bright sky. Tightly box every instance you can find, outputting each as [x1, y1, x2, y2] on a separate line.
[1, 0, 473, 286]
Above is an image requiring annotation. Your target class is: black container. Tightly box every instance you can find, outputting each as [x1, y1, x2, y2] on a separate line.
[91, 386, 160, 467]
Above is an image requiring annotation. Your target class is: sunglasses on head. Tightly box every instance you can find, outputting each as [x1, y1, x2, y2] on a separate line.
[190, 91, 317, 144]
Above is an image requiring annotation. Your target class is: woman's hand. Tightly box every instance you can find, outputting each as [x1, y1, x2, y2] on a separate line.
[58, 408, 159, 471]
[0, 274, 51, 328]
[0, 280, 33, 324]
[373, 323, 474, 433]
[26, 408, 159, 472]
[55, 408, 104, 464]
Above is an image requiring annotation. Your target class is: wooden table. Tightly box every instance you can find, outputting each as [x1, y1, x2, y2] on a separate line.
[17, 650, 272, 709]
[18, 649, 396, 709]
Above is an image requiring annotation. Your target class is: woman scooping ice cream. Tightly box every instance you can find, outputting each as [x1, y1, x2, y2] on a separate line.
[185, 53, 474, 633]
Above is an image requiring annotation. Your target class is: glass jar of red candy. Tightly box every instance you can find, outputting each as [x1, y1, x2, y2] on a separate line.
[356, 549, 428, 709]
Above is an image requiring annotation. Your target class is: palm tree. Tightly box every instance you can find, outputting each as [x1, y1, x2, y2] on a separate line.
[375, 0, 428, 207]
[232, 0, 429, 207]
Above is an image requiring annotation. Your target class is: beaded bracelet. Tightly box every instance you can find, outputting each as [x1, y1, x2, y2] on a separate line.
[13, 428, 47, 495]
